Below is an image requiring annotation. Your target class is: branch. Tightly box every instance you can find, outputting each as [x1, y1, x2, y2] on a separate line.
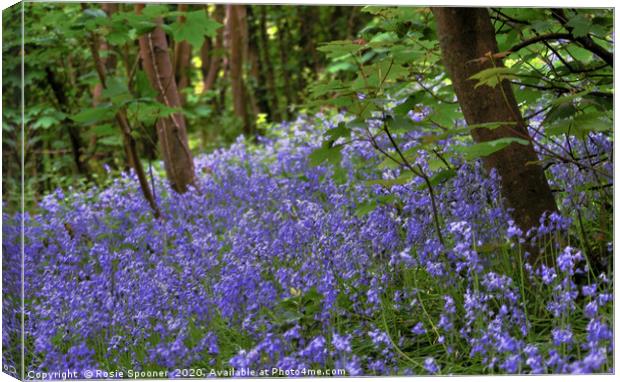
[471, 33, 573, 63]
[551, 9, 613, 67]
[508, 32, 573, 54]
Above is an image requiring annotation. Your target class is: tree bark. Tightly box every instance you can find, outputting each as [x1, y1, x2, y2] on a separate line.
[45, 67, 88, 177]
[258, 6, 281, 122]
[227, 4, 252, 135]
[92, 3, 118, 106]
[136, 4, 195, 193]
[277, 11, 297, 115]
[202, 5, 225, 93]
[173, 4, 192, 104]
[298, 6, 321, 75]
[247, 7, 271, 117]
[82, 3, 159, 217]
[432, 8, 558, 251]
[90, 3, 119, 166]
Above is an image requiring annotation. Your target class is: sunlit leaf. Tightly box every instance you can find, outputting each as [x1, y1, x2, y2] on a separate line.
[454, 137, 530, 160]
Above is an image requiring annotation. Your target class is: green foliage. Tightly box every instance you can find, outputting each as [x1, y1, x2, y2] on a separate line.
[546, 111, 612, 139]
[468, 67, 520, 89]
[308, 144, 342, 167]
[170, 10, 222, 48]
[71, 107, 117, 124]
[453, 137, 530, 160]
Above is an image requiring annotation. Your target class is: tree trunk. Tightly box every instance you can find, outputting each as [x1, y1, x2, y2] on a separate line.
[247, 43, 262, 117]
[82, 2, 159, 217]
[136, 4, 195, 193]
[202, 5, 225, 93]
[432, 8, 558, 252]
[45, 67, 88, 177]
[277, 13, 296, 115]
[227, 4, 252, 135]
[90, 3, 118, 166]
[92, 3, 118, 106]
[258, 6, 281, 122]
[298, 6, 321, 75]
[247, 7, 271, 117]
[173, 4, 192, 104]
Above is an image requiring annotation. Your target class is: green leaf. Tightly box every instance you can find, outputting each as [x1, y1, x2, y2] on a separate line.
[98, 135, 123, 147]
[127, 100, 179, 126]
[418, 169, 457, 190]
[469, 67, 519, 89]
[564, 45, 593, 62]
[91, 124, 117, 136]
[107, 29, 131, 46]
[317, 40, 363, 59]
[354, 200, 377, 217]
[101, 77, 131, 104]
[467, 121, 517, 130]
[308, 80, 347, 98]
[391, 45, 424, 64]
[368, 32, 398, 48]
[364, 59, 409, 83]
[136, 71, 158, 98]
[141, 5, 170, 19]
[326, 122, 350, 141]
[377, 155, 401, 170]
[71, 106, 116, 124]
[170, 11, 222, 48]
[550, 88, 594, 106]
[566, 15, 591, 37]
[545, 103, 578, 123]
[454, 137, 530, 160]
[393, 93, 422, 115]
[366, 172, 413, 187]
[546, 112, 612, 139]
[308, 146, 342, 167]
[33, 117, 56, 129]
[326, 61, 356, 73]
[387, 115, 416, 133]
[430, 102, 460, 127]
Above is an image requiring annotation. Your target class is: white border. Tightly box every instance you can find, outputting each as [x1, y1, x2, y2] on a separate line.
[0, 1, 617, 382]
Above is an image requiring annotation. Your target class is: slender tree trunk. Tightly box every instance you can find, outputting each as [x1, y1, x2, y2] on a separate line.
[248, 7, 271, 117]
[329, 6, 345, 41]
[136, 4, 195, 193]
[227, 4, 252, 135]
[298, 6, 321, 75]
[247, 44, 262, 117]
[238, 6, 257, 126]
[82, 3, 159, 216]
[90, 3, 119, 166]
[202, 5, 225, 93]
[346, 7, 359, 39]
[432, 8, 558, 253]
[92, 3, 118, 106]
[173, 4, 192, 104]
[45, 67, 88, 177]
[277, 13, 296, 116]
[200, 37, 211, 85]
[258, 6, 281, 122]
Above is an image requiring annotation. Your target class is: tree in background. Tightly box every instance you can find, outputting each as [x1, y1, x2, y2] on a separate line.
[173, 3, 192, 105]
[136, 3, 195, 194]
[226, 4, 253, 136]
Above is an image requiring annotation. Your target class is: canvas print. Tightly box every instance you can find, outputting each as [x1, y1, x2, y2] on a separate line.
[1, 1, 614, 379]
